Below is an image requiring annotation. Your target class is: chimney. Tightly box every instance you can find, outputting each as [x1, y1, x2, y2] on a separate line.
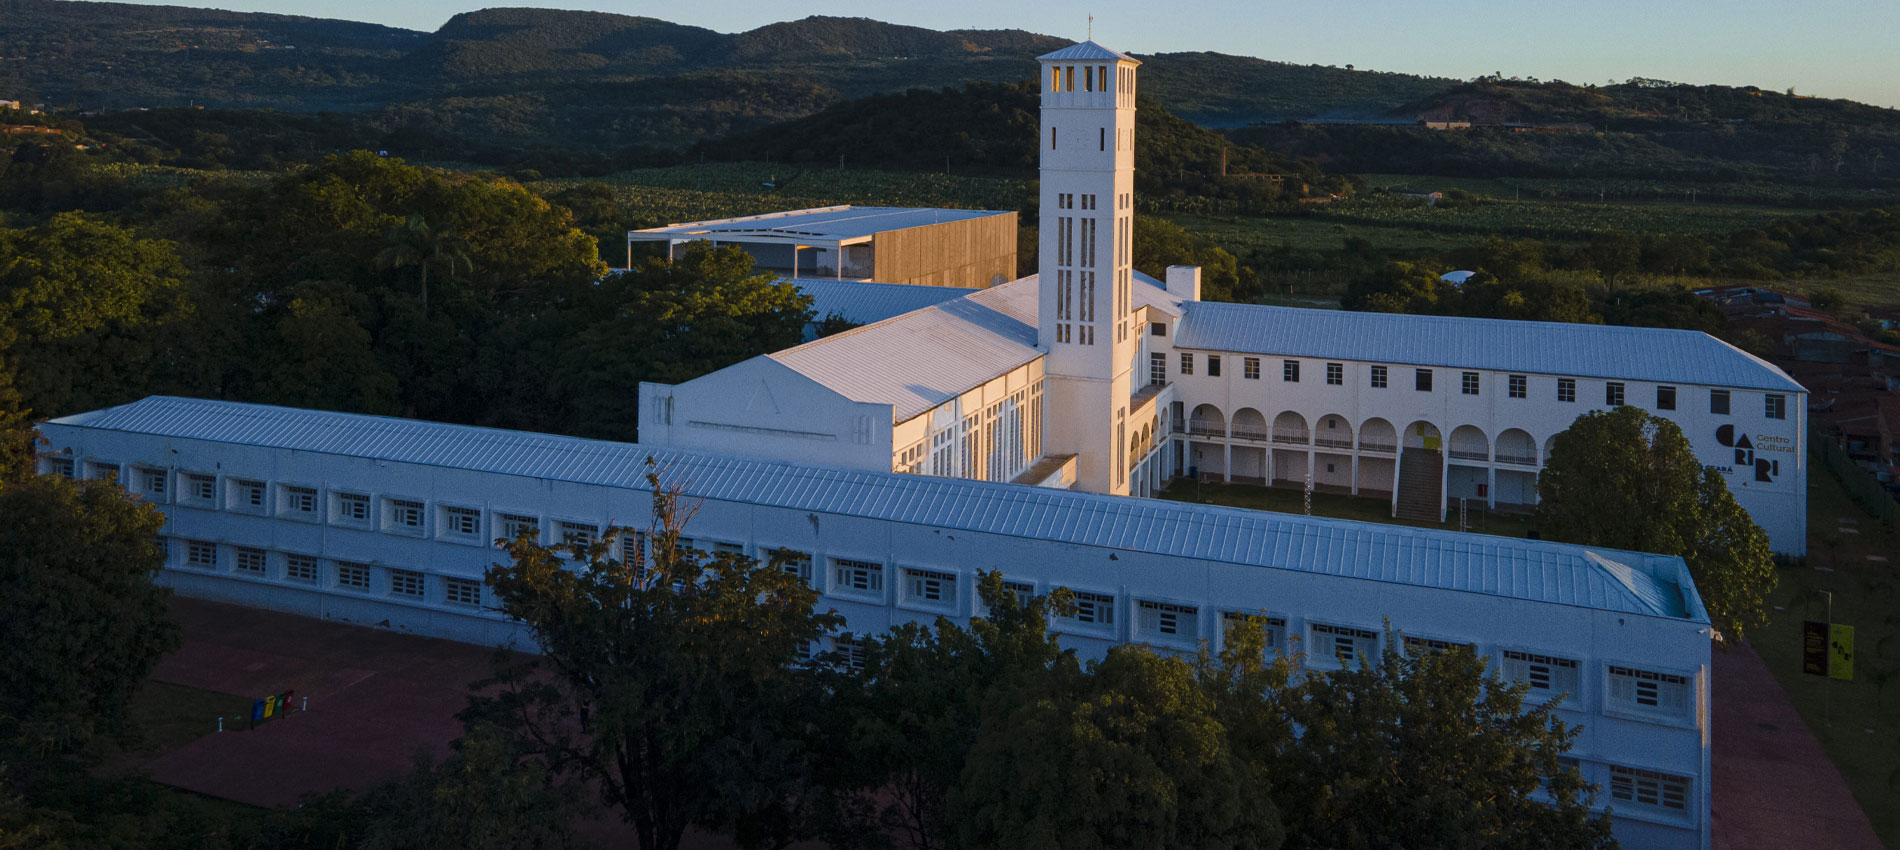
[1165, 265, 1202, 302]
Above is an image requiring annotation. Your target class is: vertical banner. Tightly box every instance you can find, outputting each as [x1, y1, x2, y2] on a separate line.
[262, 695, 276, 718]
[1829, 624, 1855, 681]
[250, 699, 265, 723]
[1802, 621, 1829, 676]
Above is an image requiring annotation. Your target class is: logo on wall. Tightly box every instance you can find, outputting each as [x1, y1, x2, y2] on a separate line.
[1716, 424, 1777, 483]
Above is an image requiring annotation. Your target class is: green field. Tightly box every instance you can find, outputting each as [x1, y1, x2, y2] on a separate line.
[1358, 173, 1892, 207]
[1754, 463, 1900, 847]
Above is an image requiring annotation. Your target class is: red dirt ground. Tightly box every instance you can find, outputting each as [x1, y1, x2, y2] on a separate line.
[143, 598, 1886, 849]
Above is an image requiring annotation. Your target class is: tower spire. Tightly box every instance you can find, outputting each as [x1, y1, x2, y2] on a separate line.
[1087, 14, 1093, 40]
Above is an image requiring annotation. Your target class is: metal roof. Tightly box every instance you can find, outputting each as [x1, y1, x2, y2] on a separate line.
[51, 396, 1702, 621]
[791, 278, 978, 329]
[769, 277, 1041, 423]
[1174, 302, 1805, 393]
[629, 206, 1011, 245]
[1038, 41, 1140, 64]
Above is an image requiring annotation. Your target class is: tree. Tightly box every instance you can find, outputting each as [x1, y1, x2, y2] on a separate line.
[820, 573, 1079, 850]
[1132, 216, 1242, 302]
[468, 462, 840, 850]
[0, 473, 180, 762]
[375, 213, 472, 313]
[950, 645, 1283, 850]
[1269, 638, 1613, 850]
[360, 724, 583, 850]
[1534, 406, 1775, 642]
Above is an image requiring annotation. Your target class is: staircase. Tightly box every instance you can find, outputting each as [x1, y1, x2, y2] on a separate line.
[1394, 449, 1443, 522]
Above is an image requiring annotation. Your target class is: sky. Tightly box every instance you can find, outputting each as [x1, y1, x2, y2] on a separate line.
[118, 0, 1900, 108]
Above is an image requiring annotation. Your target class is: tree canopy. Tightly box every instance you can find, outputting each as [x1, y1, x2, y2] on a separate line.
[1535, 405, 1776, 642]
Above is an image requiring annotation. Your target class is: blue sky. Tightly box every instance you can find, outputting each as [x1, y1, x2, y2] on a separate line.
[121, 0, 1900, 107]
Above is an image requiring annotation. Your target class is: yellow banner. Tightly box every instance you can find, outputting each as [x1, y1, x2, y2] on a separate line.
[1829, 624, 1855, 681]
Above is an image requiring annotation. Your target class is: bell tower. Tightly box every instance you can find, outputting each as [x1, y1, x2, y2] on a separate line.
[1037, 41, 1140, 495]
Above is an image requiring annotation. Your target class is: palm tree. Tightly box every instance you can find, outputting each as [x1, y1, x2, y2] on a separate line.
[375, 214, 471, 313]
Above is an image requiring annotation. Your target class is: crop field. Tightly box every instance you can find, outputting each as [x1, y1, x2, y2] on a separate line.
[533, 162, 1030, 228]
[1358, 173, 1891, 207]
[1315, 194, 1822, 240]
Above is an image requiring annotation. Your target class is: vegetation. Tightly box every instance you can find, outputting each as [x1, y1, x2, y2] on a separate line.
[1535, 406, 1777, 643]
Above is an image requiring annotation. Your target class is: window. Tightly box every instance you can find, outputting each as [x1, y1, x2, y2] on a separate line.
[45, 457, 75, 478]
[337, 562, 372, 591]
[442, 506, 481, 538]
[774, 549, 812, 583]
[1557, 378, 1577, 403]
[1605, 382, 1625, 407]
[1150, 353, 1167, 386]
[557, 520, 597, 547]
[334, 491, 369, 524]
[1137, 600, 1199, 639]
[1765, 394, 1786, 420]
[1415, 369, 1433, 392]
[184, 540, 218, 569]
[1243, 357, 1260, 380]
[1002, 580, 1035, 608]
[1369, 365, 1388, 389]
[285, 554, 319, 584]
[1710, 389, 1730, 415]
[1657, 386, 1677, 411]
[1179, 352, 1193, 376]
[87, 461, 120, 483]
[1402, 635, 1474, 655]
[281, 485, 318, 517]
[1149, 321, 1165, 336]
[1609, 766, 1691, 813]
[1067, 590, 1116, 626]
[1508, 374, 1527, 398]
[386, 498, 424, 532]
[1221, 612, 1288, 653]
[1502, 650, 1581, 701]
[445, 577, 482, 607]
[231, 479, 266, 511]
[1607, 666, 1692, 718]
[903, 568, 956, 605]
[498, 513, 539, 543]
[184, 473, 216, 504]
[711, 541, 744, 557]
[137, 467, 168, 499]
[1208, 355, 1222, 378]
[233, 546, 267, 575]
[833, 558, 883, 594]
[834, 636, 867, 673]
[1326, 362, 1343, 385]
[1461, 371, 1480, 395]
[621, 532, 648, 571]
[389, 569, 425, 598]
[1282, 359, 1300, 382]
[1312, 623, 1378, 666]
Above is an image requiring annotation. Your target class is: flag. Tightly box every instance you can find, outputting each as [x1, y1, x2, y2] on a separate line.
[251, 699, 265, 723]
[263, 695, 276, 718]
[1829, 624, 1855, 681]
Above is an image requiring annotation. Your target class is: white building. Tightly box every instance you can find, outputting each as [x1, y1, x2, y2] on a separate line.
[41, 394, 1713, 850]
[32, 41, 1789, 849]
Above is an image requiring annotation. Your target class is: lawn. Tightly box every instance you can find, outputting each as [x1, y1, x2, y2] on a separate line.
[91, 680, 257, 775]
[1751, 461, 1900, 847]
[1154, 478, 1532, 539]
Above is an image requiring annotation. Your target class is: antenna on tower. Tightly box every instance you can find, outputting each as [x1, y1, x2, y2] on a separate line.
[1088, 13, 1093, 40]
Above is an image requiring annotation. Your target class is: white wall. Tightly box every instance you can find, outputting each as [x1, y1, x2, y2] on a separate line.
[638, 357, 895, 472]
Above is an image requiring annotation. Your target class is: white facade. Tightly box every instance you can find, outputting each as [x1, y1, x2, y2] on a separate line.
[42, 395, 1713, 850]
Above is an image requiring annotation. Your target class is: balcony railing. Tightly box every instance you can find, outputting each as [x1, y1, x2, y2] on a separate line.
[1230, 426, 1270, 442]
[1358, 440, 1397, 454]
[1448, 449, 1490, 462]
[1314, 436, 1354, 450]
[1271, 428, 1310, 445]
[1495, 452, 1538, 467]
[1187, 419, 1225, 438]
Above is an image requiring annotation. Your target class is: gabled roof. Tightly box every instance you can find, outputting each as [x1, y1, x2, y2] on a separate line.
[1038, 40, 1140, 64]
[1174, 302, 1805, 393]
[768, 277, 1040, 423]
[791, 278, 978, 329]
[49, 396, 1704, 621]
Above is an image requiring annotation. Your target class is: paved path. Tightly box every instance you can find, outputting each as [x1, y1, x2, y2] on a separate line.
[1710, 645, 1886, 850]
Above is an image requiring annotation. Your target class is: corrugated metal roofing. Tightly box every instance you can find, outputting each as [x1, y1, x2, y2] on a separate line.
[1174, 301, 1804, 392]
[1038, 41, 1140, 64]
[791, 278, 978, 328]
[631, 206, 1010, 243]
[769, 278, 1041, 422]
[51, 396, 1701, 621]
